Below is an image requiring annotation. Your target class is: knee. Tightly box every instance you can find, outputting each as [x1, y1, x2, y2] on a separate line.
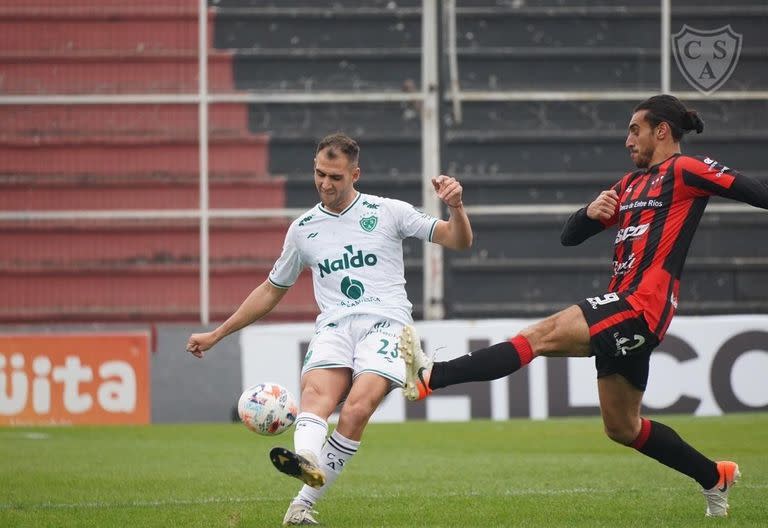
[603, 420, 641, 446]
[301, 382, 323, 402]
[520, 320, 555, 356]
[300, 382, 339, 414]
[339, 398, 376, 428]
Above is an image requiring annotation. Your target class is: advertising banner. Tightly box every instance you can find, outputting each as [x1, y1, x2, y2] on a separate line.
[241, 316, 768, 422]
[0, 333, 150, 425]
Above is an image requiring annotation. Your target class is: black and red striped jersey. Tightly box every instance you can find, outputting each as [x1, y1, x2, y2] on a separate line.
[562, 153, 768, 339]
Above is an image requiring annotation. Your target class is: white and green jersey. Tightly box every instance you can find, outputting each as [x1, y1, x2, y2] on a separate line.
[269, 192, 439, 328]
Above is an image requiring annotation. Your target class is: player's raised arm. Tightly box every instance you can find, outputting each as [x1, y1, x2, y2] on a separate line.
[561, 189, 619, 246]
[678, 156, 768, 210]
[430, 174, 473, 250]
[186, 279, 288, 359]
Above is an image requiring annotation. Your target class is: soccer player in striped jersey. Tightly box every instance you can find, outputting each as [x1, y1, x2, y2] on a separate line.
[399, 95, 768, 518]
[187, 133, 472, 525]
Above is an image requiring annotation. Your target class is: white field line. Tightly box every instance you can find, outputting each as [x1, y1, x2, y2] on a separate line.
[2, 484, 766, 511]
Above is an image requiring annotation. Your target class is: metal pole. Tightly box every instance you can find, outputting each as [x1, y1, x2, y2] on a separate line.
[661, 0, 671, 93]
[422, 0, 444, 320]
[445, 0, 462, 123]
[198, 0, 210, 325]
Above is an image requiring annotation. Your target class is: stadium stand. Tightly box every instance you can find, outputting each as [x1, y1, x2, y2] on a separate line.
[2, 0, 767, 321]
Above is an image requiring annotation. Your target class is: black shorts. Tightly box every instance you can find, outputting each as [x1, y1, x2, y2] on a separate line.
[576, 292, 660, 391]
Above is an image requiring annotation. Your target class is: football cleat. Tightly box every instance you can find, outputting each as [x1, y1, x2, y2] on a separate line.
[702, 460, 741, 517]
[398, 325, 434, 401]
[282, 501, 319, 525]
[270, 447, 326, 488]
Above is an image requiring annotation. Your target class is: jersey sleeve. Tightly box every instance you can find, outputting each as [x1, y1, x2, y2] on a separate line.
[268, 222, 303, 289]
[390, 199, 439, 241]
[678, 155, 768, 209]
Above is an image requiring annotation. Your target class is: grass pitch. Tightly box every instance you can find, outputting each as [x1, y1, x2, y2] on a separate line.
[2, 414, 766, 527]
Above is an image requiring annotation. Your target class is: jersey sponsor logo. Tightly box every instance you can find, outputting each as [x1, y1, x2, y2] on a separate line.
[360, 215, 378, 232]
[670, 292, 679, 309]
[615, 224, 650, 244]
[613, 332, 646, 356]
[318, 245, 378, 278]
[619, 199, 664, 212]
[340, 276, 365, 299]
[362, 200, 380, 209]
[703, 157, 729, 178]
[586, 292, 620, 310]
[613, 253, 636, 276]
[307, 232, 319, 239]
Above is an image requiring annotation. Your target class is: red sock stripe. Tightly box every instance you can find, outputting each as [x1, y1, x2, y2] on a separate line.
[630, 418, 652, 449]
[510, 335, 534, 366]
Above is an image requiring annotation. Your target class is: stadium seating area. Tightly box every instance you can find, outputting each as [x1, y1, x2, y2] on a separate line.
[3, 0, 767, 321]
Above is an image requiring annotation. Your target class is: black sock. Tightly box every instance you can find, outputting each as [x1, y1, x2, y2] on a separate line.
[632, 418, 719, 489]
[430, 335, 533, 390]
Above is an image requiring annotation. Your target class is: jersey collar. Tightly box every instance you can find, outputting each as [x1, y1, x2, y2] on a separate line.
[318, 192, 362, 217]
[648, 153, 681, 173]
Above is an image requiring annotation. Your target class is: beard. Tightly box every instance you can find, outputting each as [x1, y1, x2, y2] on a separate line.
[631, 147, 654, 168]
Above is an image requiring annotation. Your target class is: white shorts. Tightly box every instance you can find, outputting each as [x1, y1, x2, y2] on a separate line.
[301, 314, 406, 388]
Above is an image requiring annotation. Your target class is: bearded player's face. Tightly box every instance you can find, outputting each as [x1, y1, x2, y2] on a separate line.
[625, 110, 657, 169]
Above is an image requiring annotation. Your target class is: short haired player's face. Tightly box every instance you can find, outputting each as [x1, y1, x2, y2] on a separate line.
[625, 110, 658, 169]
[314, 148, 360, 212]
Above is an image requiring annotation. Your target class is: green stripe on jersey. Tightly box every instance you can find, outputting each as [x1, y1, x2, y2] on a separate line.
[428, 219, 438, 242]
[268, 277, 292, 289]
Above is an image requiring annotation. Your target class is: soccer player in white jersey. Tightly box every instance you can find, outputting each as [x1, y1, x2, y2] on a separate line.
[186, 133, 472, 525]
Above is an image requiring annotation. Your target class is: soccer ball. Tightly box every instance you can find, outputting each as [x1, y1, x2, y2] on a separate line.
[237, 383, 298, 435]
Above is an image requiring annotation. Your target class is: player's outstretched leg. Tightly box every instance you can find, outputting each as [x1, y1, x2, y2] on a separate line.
[702, 461, 741, 517]
[398, 324, 534, 401]
[269, 447, 326, 488]
[282, 501, 320, 526]
[398, 325, 433, 401]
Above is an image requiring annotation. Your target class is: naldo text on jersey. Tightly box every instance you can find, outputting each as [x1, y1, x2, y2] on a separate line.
[318, 245, 378, 278]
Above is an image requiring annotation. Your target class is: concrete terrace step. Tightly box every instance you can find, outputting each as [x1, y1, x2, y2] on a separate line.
[2, 104, 256, 140]
[456, 6, 768, 49]
[9, 0, 197, 11]
[209, 1, 419, 8]
[0, 7, 206, 53]
[0, 51, 233, 94]
[3, 220, 288, 266]
[213, 7, 420, 50]
[1, 135, 268, 175]
[1, 173, 283, 210]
